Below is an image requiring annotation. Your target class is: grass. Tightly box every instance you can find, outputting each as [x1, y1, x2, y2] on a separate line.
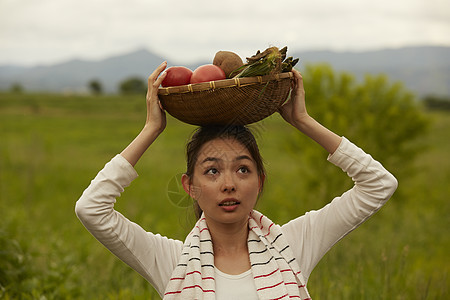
[0, 92, 448, 299]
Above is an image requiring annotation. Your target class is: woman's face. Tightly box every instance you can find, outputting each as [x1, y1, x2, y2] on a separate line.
[182, 137, 263, 225]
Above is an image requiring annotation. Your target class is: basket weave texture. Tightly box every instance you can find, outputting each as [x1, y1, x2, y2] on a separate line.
[158, 72, 293, 126]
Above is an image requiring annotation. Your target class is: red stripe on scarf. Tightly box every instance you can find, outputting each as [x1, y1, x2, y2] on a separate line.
[253, 268, 279, 279]
[256, 281, 283, 291]
[249, 222, 274, 236]
[280, 269, 302, 276]
[164, 284, 215, 295]
[169, 270, 215, 281]
[272, 293, 289, 300]
[264, 223, 274, 237]
[194, 226, 209, 232]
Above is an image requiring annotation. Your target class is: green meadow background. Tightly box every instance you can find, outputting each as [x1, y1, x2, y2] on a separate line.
[1, 73, 449, 299]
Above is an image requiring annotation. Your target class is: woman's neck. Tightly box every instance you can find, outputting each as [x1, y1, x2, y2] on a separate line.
[205, 216, 252, 274]
[205, 216, 249, 255]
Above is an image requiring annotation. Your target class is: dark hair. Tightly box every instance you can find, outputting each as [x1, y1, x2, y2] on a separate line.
[185, 125, 266, 219]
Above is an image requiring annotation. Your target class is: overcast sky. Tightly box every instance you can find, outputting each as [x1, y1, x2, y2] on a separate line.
[1, 0, 449, 66]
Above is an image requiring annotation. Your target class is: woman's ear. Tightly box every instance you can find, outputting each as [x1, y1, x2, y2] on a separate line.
[181, 173, 194, 198]
[259, 174, 266, 193]
[182, 173, 202, 199]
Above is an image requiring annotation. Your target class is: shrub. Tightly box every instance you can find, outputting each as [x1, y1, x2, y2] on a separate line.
[278, 64, 429, 211]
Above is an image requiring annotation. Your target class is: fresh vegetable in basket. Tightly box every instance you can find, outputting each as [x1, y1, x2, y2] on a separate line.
[231, 46, 299, 78]
[281, 56, 300, 72]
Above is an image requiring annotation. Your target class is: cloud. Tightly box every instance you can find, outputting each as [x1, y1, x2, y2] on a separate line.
[0, 0, 449, 65]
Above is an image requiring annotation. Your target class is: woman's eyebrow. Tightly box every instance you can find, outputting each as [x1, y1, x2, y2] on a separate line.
[200, 155, 252, 164]
[201, 157, 221, 164]
[235, 155, 253, 162]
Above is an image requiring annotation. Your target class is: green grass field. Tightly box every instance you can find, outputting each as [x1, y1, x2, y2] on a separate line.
[1, 92, 448, 299]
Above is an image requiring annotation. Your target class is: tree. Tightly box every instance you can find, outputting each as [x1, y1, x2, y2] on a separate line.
[88, 79, 103, 95]
[268, 64, 429, 215]
[423, 95, 450, 111]
[119, 77, 146, 95]
[10, 83, 24, 93]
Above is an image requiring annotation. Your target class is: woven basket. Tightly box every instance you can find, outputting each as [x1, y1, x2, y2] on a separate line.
[158, 72, 293, 126]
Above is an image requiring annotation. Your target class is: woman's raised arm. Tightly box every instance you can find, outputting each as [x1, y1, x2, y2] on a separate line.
[279, 69, 342, 154]
[121, 61, 168, 166]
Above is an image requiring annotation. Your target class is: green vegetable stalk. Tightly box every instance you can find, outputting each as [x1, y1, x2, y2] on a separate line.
[231, 46, 299, 78]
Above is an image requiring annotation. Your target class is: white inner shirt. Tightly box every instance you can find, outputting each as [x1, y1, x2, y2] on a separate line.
[214, 267, 259, 300]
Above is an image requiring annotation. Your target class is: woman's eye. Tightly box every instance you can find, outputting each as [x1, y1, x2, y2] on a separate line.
[206, 168, 218, 175]
[238, 166, 249, 174]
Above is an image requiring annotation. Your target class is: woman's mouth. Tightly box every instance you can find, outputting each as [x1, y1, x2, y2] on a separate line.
[219, 199, 240, 211]
[219, 200, 240, 206]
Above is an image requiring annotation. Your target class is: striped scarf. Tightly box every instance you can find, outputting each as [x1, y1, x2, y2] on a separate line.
[164, 210, 311, 299]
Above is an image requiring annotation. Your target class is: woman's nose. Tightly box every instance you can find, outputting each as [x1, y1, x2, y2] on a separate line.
[222, 173, 236, 192]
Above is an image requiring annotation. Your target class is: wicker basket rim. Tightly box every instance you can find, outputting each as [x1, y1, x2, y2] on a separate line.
[158, 72, 293, 96]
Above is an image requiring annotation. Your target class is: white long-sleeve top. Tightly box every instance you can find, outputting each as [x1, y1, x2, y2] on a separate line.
[75, 137, 398, 298]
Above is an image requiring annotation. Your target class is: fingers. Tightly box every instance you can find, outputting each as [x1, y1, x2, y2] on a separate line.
[292, 68, 303, 85]
[158, 100, 165, 111]
[148, 61, 167, 82]
[153, 71, 167, 88]
[291, 69, 305, 96]
[147, 61, 168, 94]
[292, 68, 302, 78]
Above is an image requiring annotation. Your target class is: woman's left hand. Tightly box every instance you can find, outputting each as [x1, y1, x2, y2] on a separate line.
[278, 69, 309, 128]
[279, 69, 342, 154]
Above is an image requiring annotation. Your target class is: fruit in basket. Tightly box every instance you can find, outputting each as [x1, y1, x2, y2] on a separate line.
[161, 66, 193, 87]
[213, 51, 244, 78]
[190, 64, 226, 84]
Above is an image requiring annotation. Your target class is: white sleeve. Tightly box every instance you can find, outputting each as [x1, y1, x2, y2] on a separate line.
[75, 154, 183, 297]
[281, 137, 398, 281]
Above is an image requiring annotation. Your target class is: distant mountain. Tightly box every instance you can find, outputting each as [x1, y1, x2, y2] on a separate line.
[294, 46, 450, 97]
[1, 46, 449, 96]
[0, 49, 169, 93]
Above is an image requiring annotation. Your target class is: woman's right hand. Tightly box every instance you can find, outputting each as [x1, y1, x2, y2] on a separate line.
[144, 61, 168, 134]
[120, 62, 168, 166]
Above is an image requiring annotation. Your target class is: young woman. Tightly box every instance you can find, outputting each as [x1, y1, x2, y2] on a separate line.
[76, 61, 398, 299]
